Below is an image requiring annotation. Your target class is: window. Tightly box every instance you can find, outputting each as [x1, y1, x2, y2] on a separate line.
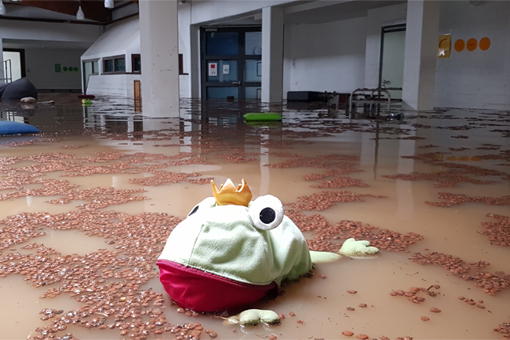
[118, 54, 185, 74]
[103, 56, 126, 74]
[104, 59, 114, 73]
[115, 58, 125, 72]
[132, 54, 141, 73]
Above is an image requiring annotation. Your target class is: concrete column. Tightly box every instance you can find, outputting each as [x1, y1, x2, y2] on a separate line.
[139, 0, 180, 117]
[261, 6, 284, 104]
[402, 0, 440, 110]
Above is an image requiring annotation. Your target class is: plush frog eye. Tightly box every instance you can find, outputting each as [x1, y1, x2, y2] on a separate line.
[187, 197, 216, 217]
[249, 195, 284, 230]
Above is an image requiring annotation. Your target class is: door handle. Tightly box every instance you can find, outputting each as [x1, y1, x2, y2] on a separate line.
[232, 81, 241, 86]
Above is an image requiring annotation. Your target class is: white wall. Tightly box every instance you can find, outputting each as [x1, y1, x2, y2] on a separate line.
[81, 17, 139, 63]
[283, 17, 367, 96]
[435, 1, 510, 109]
[364, 3, 407, 89]
[81, 17, 141, 96]
[0, 19, 101, 90]
[82, 15, 189, 98]
[86, 73, 140, 97]
[25, 48, 85, 90]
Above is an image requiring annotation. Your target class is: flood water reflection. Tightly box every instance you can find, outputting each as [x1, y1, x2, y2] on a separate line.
[0, 94, 509, 340]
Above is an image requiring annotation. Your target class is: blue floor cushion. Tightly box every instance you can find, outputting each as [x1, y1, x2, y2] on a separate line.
[0, 121, 40, 135]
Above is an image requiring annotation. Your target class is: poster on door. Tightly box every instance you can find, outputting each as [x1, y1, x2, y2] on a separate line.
[208, 62, 217, 76]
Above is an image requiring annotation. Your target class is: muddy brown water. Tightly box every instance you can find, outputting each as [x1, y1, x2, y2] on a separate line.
[1, 94, 509, 340]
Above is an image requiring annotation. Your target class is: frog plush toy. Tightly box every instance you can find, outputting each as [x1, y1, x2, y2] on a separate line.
[157, 179, 378, 326]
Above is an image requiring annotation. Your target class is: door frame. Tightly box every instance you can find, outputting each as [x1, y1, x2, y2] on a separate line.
[200, 26, 262, 101]
[378, 24, 406, 89]
[82, 59, 100, 94]
[3, 48, 26, 81]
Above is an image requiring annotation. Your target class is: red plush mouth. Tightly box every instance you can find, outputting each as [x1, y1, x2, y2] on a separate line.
[157, 259, 277, 313]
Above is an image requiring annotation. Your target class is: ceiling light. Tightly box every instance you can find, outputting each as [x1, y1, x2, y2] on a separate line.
[0, 0, 6, 16]
[76, 4, 85, 20]
[104, 0, 114, 9]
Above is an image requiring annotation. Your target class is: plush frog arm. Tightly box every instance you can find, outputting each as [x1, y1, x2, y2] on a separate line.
[310, 238, 379, 263]
[339, 238, 379, 256]
[224, 309, 281, 327]
[224, 239, 378, 328]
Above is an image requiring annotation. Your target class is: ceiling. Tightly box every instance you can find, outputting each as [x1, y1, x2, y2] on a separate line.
[1, 0, 140, 50]
[200, 0, 406, 27]
[0, 0, 406, 50]
[0, 0, 138, 24]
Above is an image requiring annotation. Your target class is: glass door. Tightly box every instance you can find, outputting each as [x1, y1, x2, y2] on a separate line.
[379, 24, 406, 100]
[201, 27, 261, 101]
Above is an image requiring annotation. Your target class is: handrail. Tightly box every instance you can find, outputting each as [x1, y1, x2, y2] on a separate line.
[349, 87, 402, 116]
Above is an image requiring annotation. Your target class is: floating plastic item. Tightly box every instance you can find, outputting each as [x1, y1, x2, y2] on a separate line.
[243, 112, 282, 121]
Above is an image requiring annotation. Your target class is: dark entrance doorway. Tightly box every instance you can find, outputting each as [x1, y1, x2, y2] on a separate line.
[201, 27, 262, 101]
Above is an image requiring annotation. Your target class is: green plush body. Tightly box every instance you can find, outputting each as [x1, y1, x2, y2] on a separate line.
[161, 198, 312, 286]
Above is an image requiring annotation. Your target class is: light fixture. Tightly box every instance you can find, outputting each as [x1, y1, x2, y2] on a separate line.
[76, 3, 85, 20]
[0, 0, 6, 16]
[104, 0, 114, 9]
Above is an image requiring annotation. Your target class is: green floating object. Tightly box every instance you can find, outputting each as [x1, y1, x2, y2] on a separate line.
[243, 112, 282, 121]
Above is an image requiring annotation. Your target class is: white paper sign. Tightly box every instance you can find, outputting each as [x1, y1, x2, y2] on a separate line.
[223, 64, 230, 75]
[208, 63, 217, 76]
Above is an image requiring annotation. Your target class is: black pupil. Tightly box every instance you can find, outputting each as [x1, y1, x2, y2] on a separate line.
[259, 208, 276, 224]
[189, 205, 199, 216]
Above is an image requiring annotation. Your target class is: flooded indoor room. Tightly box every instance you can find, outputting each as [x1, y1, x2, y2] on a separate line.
[0, 1, 509, 340]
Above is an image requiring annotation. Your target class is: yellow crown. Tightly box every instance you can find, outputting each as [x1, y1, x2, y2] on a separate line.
[211, 178, 252, 207]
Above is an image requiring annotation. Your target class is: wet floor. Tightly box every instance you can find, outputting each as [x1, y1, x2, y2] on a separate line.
[0, 94, 509, 340]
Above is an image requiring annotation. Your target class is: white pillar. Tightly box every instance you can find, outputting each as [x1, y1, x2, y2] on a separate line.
[261, 6, 284, 104]
[139, 0, 180, 117]
[402, 0, 440, 111]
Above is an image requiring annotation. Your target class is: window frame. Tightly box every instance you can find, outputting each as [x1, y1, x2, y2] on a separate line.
[83, 59, 100, 74]
[103, 55, 126, 74]
[102, 54, 187, 75]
